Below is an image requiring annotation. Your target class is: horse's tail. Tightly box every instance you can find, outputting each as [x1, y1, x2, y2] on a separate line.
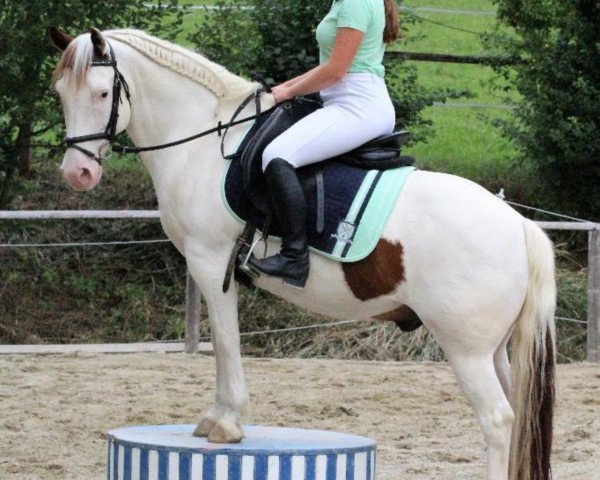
[509, 219, 557, 480]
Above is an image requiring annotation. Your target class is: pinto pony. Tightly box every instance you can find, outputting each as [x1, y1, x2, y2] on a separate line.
[49, 27, 556, 480]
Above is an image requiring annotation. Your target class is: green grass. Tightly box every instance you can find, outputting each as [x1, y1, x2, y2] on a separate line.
[401, 13, 496, 56]
[394, 0, 521, 182]
[406, 107, 515, 174]
[412, 62, 518, 104]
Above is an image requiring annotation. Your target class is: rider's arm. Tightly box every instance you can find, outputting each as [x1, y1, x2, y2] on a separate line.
[273, 28, 363, 102]
[280, 67, 320, 88]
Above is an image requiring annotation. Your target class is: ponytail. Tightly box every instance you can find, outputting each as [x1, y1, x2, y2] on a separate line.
[383, 0, 400, 43]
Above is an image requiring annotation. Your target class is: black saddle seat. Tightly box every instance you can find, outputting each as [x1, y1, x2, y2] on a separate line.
[238, 98, 414, 191]
[341, 131, 411, 170]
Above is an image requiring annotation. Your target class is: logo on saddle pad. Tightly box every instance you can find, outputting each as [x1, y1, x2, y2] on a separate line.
[332, 220, 356, 245]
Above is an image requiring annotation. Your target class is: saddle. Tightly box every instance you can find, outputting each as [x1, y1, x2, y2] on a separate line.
[222, 96, 415, 292]
[233, 96, 414, 213]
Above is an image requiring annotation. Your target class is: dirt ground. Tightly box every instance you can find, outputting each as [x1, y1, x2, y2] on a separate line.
[0, 353, 598, 479]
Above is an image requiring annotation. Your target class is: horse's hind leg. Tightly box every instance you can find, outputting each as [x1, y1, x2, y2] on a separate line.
[493, 334, 512, 401]
[447, 353, 514, 480]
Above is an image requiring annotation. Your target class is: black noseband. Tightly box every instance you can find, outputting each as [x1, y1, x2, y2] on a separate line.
[64, 42, 131, 165]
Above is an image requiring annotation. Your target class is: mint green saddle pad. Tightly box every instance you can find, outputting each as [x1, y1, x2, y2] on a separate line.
[222, 160, 415, 263]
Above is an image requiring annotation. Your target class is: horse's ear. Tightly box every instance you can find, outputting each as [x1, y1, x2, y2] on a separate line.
[48, 26, 73, 52]
[90, 27, 107, 59]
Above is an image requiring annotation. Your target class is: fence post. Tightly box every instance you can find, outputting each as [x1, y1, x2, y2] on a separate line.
[185, 272, 201, 354]
[587, 230, 600, 362]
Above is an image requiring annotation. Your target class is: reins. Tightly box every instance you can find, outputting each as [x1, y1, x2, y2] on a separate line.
[112, 87, 273, 158]
[64, 40, 274, 164]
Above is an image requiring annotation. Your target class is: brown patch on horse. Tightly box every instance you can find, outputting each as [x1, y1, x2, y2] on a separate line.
[374, 305, 422, 332]
[52, 43, 77, 84]
[531, 328, 555, 480]
[510, 328, 555, 480]
[52, 28, 109, 86]
[342, 239, 405, 301]
[90, 27, 107, 60]
[48, 26, 74, 52]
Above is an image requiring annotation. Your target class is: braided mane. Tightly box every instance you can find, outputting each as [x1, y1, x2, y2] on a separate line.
[54, 29, 255, 100]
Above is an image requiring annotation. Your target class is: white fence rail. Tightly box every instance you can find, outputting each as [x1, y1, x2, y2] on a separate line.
[1, 211, 598, 362]
[0, 210, 160, 220]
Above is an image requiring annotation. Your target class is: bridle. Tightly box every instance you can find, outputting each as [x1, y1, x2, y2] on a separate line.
[64, 42, 131, 165]
[63, 40, 273, 165]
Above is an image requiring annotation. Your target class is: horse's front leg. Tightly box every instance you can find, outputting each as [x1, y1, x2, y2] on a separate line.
[185, 246, 248, 443]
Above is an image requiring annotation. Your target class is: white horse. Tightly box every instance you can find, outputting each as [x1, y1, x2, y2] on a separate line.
[49, 28, 556, 480]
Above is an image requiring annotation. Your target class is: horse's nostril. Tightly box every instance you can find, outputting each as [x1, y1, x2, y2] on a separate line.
[80, 168, 92, 181]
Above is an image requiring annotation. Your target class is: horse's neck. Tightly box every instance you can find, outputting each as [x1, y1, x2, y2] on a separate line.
[120, 46, 220, 182]
[116, 42, 265, 192]
[112, 41, 277, 247]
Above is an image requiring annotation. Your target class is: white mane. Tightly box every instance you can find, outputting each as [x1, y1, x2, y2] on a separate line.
[106, 29, 255, 100]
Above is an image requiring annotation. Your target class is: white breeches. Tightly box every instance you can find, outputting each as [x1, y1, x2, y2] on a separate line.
[262, 73, 396, 171]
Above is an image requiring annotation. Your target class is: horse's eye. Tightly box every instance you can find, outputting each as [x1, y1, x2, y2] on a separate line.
[101, 92, 109, 98]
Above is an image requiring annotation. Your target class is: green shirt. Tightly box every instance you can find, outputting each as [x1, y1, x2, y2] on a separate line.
[316, 0, 387, 78]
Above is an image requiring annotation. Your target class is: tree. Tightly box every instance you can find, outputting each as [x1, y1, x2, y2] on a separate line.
[189, 0, 464, 145]
[0, 0, 184, 206]
[490, 0, 600, 218]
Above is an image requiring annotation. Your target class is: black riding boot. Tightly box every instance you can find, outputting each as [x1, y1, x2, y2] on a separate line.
[248, 158, 310, 288]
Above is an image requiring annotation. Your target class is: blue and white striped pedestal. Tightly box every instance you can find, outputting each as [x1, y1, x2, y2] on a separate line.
[106, 425, 376, 480]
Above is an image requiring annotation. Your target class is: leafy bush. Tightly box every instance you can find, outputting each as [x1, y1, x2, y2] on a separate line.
[489, 0, 600, 219]
[188, 0, 329, 84]
[0, 0, 185, 207]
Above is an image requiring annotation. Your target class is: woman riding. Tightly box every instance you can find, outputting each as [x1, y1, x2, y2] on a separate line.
[249, 0, 400, 288]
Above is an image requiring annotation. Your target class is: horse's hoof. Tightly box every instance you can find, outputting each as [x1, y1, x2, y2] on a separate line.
[193, 418, 216, 437]
[207, 420, 244, 443]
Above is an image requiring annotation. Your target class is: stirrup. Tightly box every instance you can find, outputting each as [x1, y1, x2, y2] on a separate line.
[238, 236, 267, 279]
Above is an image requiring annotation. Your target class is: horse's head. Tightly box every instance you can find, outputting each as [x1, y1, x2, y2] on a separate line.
[50, 27, 132, 191]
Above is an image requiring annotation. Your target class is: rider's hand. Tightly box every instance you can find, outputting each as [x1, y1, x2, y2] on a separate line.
[272, 85, 294, 104]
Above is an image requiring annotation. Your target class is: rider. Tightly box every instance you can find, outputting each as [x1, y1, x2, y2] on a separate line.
[249, 0, 399, 288]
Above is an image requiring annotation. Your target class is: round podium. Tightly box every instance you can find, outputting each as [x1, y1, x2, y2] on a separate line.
[106, 425, 376, 480]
